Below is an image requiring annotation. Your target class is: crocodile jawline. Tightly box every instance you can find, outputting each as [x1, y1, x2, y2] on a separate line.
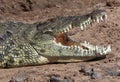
[0, 9, 111, 68]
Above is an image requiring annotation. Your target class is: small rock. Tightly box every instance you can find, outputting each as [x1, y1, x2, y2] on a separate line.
[79, 67, 102, 79]
[106, 0, 120, 7]
[101, 66, 120, 76]
[90, 72, 102, 79]
[79, 66, 93, 76]
[49, 75, 74, 82]
[50, 76, 62, 82]
[9, 71, 28, 82]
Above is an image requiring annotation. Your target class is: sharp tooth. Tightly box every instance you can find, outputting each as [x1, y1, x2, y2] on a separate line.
[78, 47, 81, 51]
[63, 46, 68, 49]
[61, 46, 64, 48]
[61, 46, 65, 48]
[74, 45, 78, 50]
[93, 19, 96, 22]
[84, 50, 88, 55]
[60, 30, 64, 33]
[84, 41, 87, 44]
[96, 17, 100, 23]
[83, 23, 86, 27]
[58, 42, 62, 46]
[86, 18, 91, 25]
[67, 46, 71, 49]
[80, 24, 84, 30]
[99, 45, 111, 55]
[63, 29, 67, 33]
[77, 46, 82, 51]
[95, 46, 99, 51]
[70, 46, 74, 49]
[105, 15, 107, 20]
[69, 24, 72, 29]
[99, 48, 103, 55]
[66, 27, 70, 31]
[84, 41, 89, 45]
[77, 46, 80, 49]
[85, 21, 88, 25]
[105, 45, 111, 53]
[87, 20, 91, 25]
[53, 40, 56, 43]
[100, 16, 103, 21]
[98, 48, 102, 54]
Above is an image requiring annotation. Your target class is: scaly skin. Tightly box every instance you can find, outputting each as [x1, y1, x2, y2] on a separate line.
[0, 9, 111, 68]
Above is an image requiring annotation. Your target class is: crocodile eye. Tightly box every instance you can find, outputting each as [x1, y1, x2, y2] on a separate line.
[40, 49, 46, 53]
[44, 31, 53, 34]
[6, 30, 12, 36]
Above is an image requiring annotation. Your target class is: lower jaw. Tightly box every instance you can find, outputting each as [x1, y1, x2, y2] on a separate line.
[48, 55, 106, 63]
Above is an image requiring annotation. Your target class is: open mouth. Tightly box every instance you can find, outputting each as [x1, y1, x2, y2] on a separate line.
[53, 10, 111, 56]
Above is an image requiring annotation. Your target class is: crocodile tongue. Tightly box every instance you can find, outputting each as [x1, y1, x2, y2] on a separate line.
[54, 32, 89, 50]
[54, 32, 77, 46]
[53, 32, 111, 56]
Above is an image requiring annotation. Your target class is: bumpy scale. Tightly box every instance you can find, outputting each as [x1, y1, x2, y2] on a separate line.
[0, 9, 111, 68]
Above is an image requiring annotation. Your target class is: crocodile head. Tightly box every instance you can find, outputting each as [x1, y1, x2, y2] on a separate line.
[0, 9, 112, 68]
[31, 9, 111, 62]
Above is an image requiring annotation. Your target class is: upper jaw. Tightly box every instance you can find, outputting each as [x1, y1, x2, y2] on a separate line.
[52, 9, 111, 57]
[42, 9, 111, 57]
[52, 9, 108, 34]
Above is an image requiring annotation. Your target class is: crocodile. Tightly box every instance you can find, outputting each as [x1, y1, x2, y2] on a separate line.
[0, 9, 111, 68]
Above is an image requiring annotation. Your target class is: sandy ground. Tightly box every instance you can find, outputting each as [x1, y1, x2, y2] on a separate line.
[0, 0, 120, 82]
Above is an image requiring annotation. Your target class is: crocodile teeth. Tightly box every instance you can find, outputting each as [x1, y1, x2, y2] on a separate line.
[58, 42, 62, 46]
[85, 18, 91, 25]
[94, 45, 111, 55]
[104, 14, 107, 20]
[103, 45, 111, 54]
[93, 19, 96, 22]
[64, 46, 71, 49]
[99, 48, 105, 54]
[68, 24, 72, 29]
[84, 50, 89, 55]
[95, 46, 99, 51]
[70, 45, 74, 49]
[61, 46, 67, 49]
[62, 24, 73, 33]
[66, 24, 72, 32]
[96, 17, 100, 23]
[84, 41, 87, 44]
[83, 41, 90, 45]
[100, 16, 103, 21]
[79, 18, 93, 30]
[63, 29, 67, 33]
[83, 23, 87, 27]
[80, 41, 95, 50]
[69, 45, 82, 50]
[66, 27, 70, 31]
[86, 20, 91, 25]
[78, 47, 81, 51]
[73, 45, 78, 50]
[80, 24, 84, 30]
